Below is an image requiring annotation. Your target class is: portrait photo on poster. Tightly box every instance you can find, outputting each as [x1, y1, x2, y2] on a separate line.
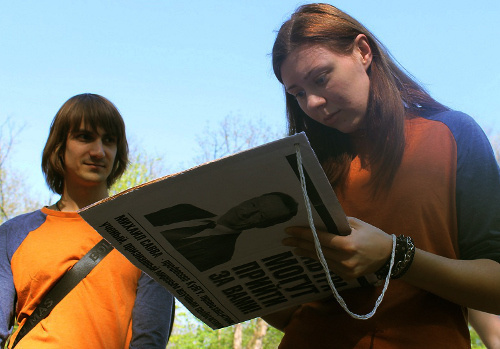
[144, 192, 300, 272]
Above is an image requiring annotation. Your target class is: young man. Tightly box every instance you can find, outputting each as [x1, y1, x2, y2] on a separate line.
[0, 93, 174, 348]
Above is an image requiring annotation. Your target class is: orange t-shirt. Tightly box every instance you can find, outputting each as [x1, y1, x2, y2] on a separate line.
[279, 111, 500, 348]
[0, 207, 175, 349]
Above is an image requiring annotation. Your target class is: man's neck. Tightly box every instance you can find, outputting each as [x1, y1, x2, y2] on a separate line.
[58, 183, 109, 212]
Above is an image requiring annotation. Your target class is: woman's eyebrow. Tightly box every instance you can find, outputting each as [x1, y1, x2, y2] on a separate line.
[284, 68, 317, 93]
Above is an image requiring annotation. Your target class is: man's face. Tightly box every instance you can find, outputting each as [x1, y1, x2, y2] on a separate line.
[217, 194, 292, 230]
[63, 121, 117, 191]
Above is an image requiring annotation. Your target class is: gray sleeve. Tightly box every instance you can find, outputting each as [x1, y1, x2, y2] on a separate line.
[438, 111, 500, 261]
[130, 272, 175, 349]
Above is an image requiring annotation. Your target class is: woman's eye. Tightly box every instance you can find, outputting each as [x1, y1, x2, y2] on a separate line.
[295, 91, 306, 99]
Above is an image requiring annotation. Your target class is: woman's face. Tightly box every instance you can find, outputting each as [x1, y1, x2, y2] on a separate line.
[280, 36, 372, 134]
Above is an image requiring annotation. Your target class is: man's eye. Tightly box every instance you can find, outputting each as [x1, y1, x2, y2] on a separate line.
[315, 75, 327, 85]
[103, 136, 117, 144]
[76, 133, 92, 141]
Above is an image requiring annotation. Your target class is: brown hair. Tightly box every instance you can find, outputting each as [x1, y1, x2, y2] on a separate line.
[272, 3, 448, 194]
[41, 93, 129, 194]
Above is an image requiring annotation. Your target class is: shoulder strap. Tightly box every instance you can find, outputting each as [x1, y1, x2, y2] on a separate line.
[12, 238, 113, 348]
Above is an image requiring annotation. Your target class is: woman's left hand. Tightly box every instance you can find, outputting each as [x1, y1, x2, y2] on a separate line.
[282, 216, 393, 280]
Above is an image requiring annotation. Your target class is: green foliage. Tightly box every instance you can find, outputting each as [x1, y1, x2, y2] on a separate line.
[3, 322, 17, 349]
[109, 147, 168, 196]
[167, 307, 232, 348]
[470, 326, 486, 349]
[260, 325, 284, 348]
[167, 310, 486, 349]
[236, 319, 283, 348]
[167, 306, 283, 349]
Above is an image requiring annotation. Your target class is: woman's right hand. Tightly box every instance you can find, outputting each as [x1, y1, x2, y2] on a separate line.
[282, 217, 393, 280]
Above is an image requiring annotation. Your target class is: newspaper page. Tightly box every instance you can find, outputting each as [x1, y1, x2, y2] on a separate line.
[79, 132, 378, 329]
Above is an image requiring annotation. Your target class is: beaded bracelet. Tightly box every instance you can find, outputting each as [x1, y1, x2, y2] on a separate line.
[375, 235, 415, 280]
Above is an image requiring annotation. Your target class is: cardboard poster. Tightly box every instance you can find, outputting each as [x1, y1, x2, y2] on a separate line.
[79, 132, 377, 329]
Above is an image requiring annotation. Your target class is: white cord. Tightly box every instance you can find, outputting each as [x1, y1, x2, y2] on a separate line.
[294, 143, 395, 320]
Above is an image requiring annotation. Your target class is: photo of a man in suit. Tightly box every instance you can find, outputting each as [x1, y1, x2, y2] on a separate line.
[144, 192, 299, 272]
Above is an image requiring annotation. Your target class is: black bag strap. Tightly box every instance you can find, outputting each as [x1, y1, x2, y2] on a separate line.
[12, 238, 113, 348]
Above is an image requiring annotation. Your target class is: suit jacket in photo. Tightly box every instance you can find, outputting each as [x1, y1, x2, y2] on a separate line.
[145, 204, 240, 272]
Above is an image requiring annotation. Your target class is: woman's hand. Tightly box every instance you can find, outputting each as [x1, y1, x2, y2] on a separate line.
[283, 218, 500, 313]
[282, 217, 393, 279]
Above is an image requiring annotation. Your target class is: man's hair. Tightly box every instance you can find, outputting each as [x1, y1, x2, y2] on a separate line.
[41, 93, 129, 194]
[254, 192, 299, 228]
[272, 3, 448, 194]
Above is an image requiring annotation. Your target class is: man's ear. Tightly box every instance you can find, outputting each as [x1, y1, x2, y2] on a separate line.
[354, 34, 372, 70]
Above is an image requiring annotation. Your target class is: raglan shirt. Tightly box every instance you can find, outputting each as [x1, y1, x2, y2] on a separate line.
[0, 207, 174, 348]
[279, 111, 500, 348]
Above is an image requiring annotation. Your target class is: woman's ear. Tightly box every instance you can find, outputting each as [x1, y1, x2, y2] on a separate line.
[354, 34, 372, 70]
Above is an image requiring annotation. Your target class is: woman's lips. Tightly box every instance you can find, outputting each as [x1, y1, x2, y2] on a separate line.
[324, 109, 341, 123]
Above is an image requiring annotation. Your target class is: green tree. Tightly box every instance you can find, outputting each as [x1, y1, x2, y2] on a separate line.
[470, 326, 486, 349]
[168, 306, 283, 349]
[193, 114, 283, 165]
[195, 114, 284, 349]
[0, 119, 42, 223]
[110, 143, 168, 195]
[168, 114, 284, 348]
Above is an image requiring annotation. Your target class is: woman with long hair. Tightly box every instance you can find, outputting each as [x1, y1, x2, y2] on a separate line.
[266, 4, 500, 348]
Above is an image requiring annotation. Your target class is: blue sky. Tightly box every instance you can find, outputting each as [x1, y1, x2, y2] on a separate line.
[1, 0, 499, 201]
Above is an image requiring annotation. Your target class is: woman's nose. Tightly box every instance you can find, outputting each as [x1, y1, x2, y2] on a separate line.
[306, 94, 326, 110]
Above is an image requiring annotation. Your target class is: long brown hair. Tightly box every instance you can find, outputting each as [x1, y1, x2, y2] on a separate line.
[272, 3, 448, 194]
[41, 93, 129, 194]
